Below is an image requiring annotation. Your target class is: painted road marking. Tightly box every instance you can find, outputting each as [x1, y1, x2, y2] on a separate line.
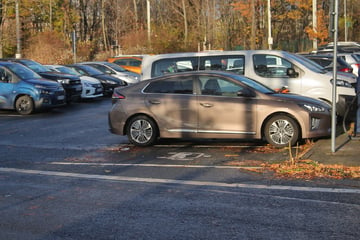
[157, 152, 211, 161]
[49, 162, 260, 169]
[1, 167, 360, 194]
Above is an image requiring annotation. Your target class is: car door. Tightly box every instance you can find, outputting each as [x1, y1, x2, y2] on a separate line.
[196, 75, 257, 137]
[143, 76, 198, 136]
[0, 67, 15, 109]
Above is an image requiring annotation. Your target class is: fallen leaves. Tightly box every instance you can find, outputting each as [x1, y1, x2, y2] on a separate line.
[263, 160, 360, 179]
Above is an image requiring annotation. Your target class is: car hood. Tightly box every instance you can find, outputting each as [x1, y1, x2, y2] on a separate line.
[271, 93, 331, 108]
[38, 71, 80, 80]
[326, 71, 357, 83]
[80, 75, 101, 84]
[91, 74, 122, 82]
[24, 78, 62, 88]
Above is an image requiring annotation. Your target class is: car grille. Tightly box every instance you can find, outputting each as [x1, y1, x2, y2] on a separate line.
[70, 80, 81, 85]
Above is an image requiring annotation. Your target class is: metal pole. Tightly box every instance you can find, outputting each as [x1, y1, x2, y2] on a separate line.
[344, 0, 348, 41]
[312, 0, 317, 50]
[147, 0, 151, 45]
[72, 31, 77, 63]
[267, 0, 273, 50]
[331, 0, 339, 153]
[15, 0, 21, 58]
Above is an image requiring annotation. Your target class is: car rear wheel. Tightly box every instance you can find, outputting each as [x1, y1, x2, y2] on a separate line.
[15, 95, 34, 115]
[127, 115, 158, 146]
[264, 115, 299, 148]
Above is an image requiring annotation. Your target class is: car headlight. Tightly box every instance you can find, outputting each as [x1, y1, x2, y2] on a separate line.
[58, 79, 71, 84]
[105, 80, 117, 84]
[299, 103, 326, 112]
[330, 79, 353, 88]
[35, 85, 50, 94]
[129, 75, 138, 80]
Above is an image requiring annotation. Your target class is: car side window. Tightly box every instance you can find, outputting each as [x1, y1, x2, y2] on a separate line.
[151, 58, 198, 78]
[199, 76, 243, 97]
[253, 54, 292, 78]
[0, 68, 12, 83]
[144, 78, 193, 94]
[199, 55, 245, 75]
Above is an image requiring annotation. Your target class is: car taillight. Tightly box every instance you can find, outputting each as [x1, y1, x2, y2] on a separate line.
[352, 63, 360, 70]
[112, 91, 125, 99]
[339, 67, 353, 73]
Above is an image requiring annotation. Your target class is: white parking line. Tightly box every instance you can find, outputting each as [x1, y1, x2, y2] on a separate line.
[1, 167, 360, 194]
[49, 162, 261, 169]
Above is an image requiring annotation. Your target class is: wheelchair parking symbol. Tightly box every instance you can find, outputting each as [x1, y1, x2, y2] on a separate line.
[158, 152, 211, 161]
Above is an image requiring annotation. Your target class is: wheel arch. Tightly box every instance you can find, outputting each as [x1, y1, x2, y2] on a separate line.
[261, 112, 302, 141]
[124, 113, 160, 137]
[13, 94, 34, 109]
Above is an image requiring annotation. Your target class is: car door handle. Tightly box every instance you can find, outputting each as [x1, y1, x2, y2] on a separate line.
[148, 99, 161, 104]
[200, 103, 213, 108]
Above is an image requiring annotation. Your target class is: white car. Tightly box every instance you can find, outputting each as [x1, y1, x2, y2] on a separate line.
[46, 65, 103, 99]
[79, 61, 140, 85]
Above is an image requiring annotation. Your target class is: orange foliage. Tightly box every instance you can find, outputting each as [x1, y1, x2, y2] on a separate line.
[305, 9, 329, 45]
[23, 31, 73, 64]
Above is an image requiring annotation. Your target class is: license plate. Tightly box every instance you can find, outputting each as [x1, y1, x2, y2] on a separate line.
[57, 95, 65, 100]
[76, 86, 82, 91]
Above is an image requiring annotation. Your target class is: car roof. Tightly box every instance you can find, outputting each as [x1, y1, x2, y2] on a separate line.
[148, 70, 243, 81]
[0, 61, 18, 66]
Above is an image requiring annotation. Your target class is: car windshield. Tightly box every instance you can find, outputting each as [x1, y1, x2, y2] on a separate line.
[8, 63, 42, 80]
[56, 66, 80, 76]
[291, 53, 327, 73]
[232, 74, 275, 94]
[73, 65, 104, 75]
[352, 53, 360, 61]
[20, 60, 49, 73]
[103, 62, 127, 72]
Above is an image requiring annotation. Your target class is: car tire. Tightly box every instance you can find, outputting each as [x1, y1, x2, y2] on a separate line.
[127, 115, 158, 146]
[264, 115, 299, 148]
[15, 95, 34, 115]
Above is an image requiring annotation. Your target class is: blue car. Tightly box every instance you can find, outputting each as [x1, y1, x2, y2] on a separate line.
[0, 61, 66, 115]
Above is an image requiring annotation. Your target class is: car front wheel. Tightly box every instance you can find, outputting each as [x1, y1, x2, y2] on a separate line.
[264, 115, 299, 148]
[127, 115, 158, 146]
[15, 95, 34, 115]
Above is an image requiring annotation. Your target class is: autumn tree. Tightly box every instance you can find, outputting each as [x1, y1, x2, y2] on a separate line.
[1, 0, 360, 60]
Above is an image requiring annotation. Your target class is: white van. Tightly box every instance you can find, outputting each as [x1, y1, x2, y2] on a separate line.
[141, 50, 356, 116]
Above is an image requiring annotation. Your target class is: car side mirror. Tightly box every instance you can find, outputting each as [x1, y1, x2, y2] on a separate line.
[0, 72, 9, 83]
[237, 88, 255, 97]
[286, 68, 299, 78]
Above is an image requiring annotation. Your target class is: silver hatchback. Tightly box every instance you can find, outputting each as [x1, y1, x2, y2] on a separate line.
[109, 71, 331, 147]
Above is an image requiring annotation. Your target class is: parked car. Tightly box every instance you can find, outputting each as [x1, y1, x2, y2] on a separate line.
[109, 71, 331, 148]
[316, 41, 360, 53]
[302, 54, 354, 73]
[108, 56, 143, 74]
[0, 61, 65, 114]
[336, 53, 360, 76]
[1, 59, 82, 103]
[66, 64, 127, 96]
[46, 65, 103, 99]
[80, 61, 140, 84]
[312, 52, 360, 76]
[141, 50, 357, 117]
